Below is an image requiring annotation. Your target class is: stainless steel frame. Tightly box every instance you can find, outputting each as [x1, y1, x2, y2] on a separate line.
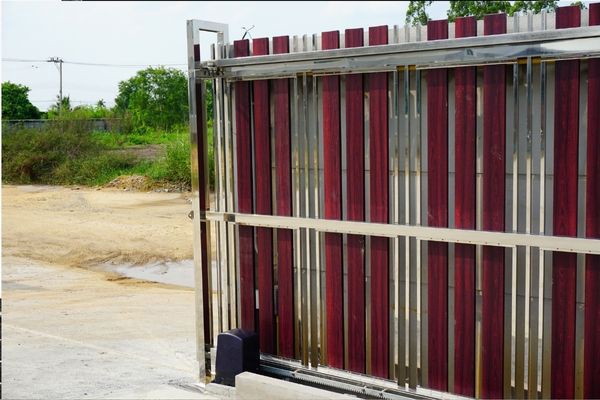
[195, 27, 600, 80]
[187, 14, 598, 399]
[186, 19, 229, 381]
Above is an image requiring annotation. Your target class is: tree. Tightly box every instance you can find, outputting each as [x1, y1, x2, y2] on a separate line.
[509, 0, 557, 15]
[447, 1, 511, 21]
[46, 95, 72, 119]
[570, 1, 587, 9]
[406, 0, 559, 25]
[114, 67, 188, 130]
[406, 1, 432, 26]
[1, 82, 40, 120]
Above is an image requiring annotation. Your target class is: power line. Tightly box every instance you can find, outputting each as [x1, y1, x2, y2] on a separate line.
[31, 99, 102, 103]
[2, 58, 185, 68]
[2, 58, 47, 63]
[65, 61, 186, 68]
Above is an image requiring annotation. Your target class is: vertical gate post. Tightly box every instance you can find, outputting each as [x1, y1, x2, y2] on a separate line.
[186, 19, 229, 382]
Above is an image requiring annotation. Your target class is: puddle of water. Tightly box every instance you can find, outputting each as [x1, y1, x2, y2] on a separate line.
[101, 260, 219, 289]
[103, 260, 195, 288]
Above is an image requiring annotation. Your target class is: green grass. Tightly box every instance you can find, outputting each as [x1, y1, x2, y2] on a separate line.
[91, 126, 186, 148]
[1, 121, 211, 189]
[127, 137, 192, 185]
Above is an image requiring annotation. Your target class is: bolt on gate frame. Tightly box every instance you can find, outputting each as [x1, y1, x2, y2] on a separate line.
[187, 6, 600, 399]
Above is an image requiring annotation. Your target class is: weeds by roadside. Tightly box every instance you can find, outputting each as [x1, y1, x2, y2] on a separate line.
[1, 120, 210, 190]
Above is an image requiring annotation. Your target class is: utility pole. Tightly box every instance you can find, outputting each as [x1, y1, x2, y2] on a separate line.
[48, 57, 63, 112]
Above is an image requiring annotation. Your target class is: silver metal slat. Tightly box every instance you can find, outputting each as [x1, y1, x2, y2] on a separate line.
[232, 68, 243, 338]
[474, 64, 484, 399]
[535, 16, 548, 400]
[401, 64, 410, 389]
[209, 44, 222, 343]
[536, 49, 546, 400]
[389, 67, 399, 380]
[216, 43, 230, 335]
[300, 68, 310, 366]
[364, 58, 372, 376]
[418, 32, 429, 387]
[513, 28, 525, 397]
[317, 64, 326, 368]
[224, 80, 238, 330]
[525, 54, 539, 400]
[541, 40, 555, 400]
[416, 26, 425, 389]
[291, 35, 302, 360]
[309, 37, 320, 367]
[574, 50, 588, 400]
[391, 63, 403, 387]
[408, 66, 419, 390]
[447, 64, 456, 395]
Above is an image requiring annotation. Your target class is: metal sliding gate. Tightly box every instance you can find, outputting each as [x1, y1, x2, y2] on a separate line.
[187, 5, 600, 399]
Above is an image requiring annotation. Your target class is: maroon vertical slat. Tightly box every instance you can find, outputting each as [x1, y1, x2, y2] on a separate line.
[552, 6, 580, 399]
[272, 36, 294, 359]
[426, 19, 449, 392]
[252, 38, 274, 353]
[453, 16, 477, 398]
[234, 39, 255, 332]
[345, 27, 366, 374]
[322, 30, 344, 369]
[194, 44, 212, 343]
[585, 6, 600, 398]
[368, 25, 389, 379]
[481, 13, 506, 399]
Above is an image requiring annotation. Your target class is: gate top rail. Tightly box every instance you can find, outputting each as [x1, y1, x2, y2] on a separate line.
[194, 26, 600, 80]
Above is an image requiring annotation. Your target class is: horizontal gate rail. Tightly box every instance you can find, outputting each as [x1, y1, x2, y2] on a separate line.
[194, 26, 600, 80]
[201, 211, 600, 254]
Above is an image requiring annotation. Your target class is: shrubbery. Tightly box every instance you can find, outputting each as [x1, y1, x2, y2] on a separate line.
[2, 121, 137, 186]
[1, 66, 218, 190]
[2, 120, 215, 190]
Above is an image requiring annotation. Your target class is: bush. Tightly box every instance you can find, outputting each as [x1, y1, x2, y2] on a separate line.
[2, 124, 136, 186]
[2, 125, 99, 183]
[163, 138, 191, 185]
[53, 153, 138, 186]
[2, 122, 212, 191]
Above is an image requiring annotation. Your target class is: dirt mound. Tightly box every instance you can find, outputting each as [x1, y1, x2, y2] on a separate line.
[104, 175, 153, 191]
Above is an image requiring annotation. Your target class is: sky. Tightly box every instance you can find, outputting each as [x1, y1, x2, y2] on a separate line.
[0, 0, 589, 111]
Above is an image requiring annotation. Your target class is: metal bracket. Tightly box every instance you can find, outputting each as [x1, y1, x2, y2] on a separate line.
[194, 65, 223, 80]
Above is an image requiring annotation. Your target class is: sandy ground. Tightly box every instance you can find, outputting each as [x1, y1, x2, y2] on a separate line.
[2, 185, 216, 399]
[2, 185, 194, 266]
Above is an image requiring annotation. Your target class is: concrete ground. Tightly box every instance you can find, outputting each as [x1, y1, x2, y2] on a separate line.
[2, 256, 215, 399]
[1, 185, 215, 399]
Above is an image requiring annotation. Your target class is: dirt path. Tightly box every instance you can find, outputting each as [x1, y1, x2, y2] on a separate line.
[2, 185, 214, 399]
